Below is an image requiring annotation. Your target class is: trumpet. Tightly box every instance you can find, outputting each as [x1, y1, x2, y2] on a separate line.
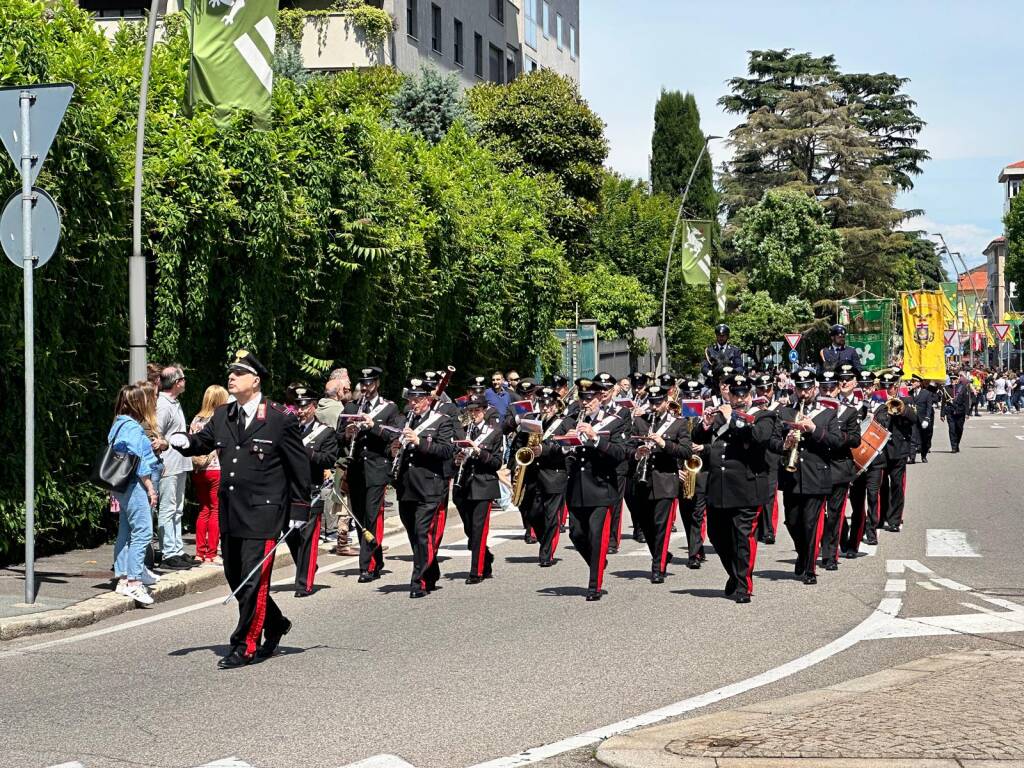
[681, 455, 701, 499]
[886, 397, 906, 416]
[784, 403, 807, 473]
[634, 434, 654, 484]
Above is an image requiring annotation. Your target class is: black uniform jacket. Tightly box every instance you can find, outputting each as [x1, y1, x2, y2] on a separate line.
[394, 410, 456, 503]
[453, 421, 503, 501]
[565, 412, 629, 508]
[692, 408, 773, 509]
[942, 383, 971, 418]
[702, 343, 744, 376]
[820, 345, 863, 373]
[860, 397, 918, 461]
[340, 396, 403, 487]
[771, 402, 843, 496]
[628, 412, 693, 500]
[178, 398, 311, 539]
[300, 419, 340, 491]
[911, 387, 936, 430]
[828, 402, 862, 486]
[532, 414, 572, 495]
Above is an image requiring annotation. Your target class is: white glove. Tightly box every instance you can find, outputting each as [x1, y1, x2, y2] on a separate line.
[288, 519, 305, 530]
[168, 432, 190, 450]
[921, 419, 929, 429]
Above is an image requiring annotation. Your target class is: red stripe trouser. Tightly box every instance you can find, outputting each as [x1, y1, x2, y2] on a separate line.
[706, 505, 760, 598]
[223, 535, 286, 657]
[285, 502, 321, 594]
[524, 487, 566, 564]
[567, 505, 613, 592]
[628, 492, 678, 576]
[783, 492, 827, 578]
[398, 498, 446, 591]
[454, 495, 495, 578]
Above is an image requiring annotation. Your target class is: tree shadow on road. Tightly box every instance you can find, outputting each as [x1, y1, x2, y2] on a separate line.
[670, 588, 733, 600]
[752, 569, 800, 582]
[609, 570, 659, 581]
[536, 585, 590, 597]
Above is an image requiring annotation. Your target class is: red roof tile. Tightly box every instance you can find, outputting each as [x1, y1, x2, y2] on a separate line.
[958, 265, 987, 294]
[1007, 160, 1024, 169]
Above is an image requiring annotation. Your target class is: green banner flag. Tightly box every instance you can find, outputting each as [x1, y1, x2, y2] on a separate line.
[188, 0, 279, 127]
[678, 220, 711, 286]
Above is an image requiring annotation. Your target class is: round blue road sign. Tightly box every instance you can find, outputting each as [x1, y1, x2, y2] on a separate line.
[788, 349, 799, 363]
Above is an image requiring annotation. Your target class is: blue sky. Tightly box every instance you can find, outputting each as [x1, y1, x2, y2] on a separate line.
[578, 0, 1020, 272]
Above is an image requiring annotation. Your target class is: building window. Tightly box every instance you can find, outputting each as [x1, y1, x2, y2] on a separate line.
[489, 43, 503, 84]
[454, 18, 463, 65]
[570, 24, 577, 60]
[431, 4, 441, 53]
[526, 55, 537, 72]
[542, 1, 550, 37]
[524, 0, 537, 49]
[1011, 180, 1022, 199]
[556, 13, 563, 49]
[474, 33, 484, 78]
[406, 0, 418, 39]
[506, 47, 517, 83]
[489, 0, 504, 24]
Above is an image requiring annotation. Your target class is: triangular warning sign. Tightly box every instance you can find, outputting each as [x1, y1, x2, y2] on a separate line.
[784, 333, 802, 350]
[0, 83, 75, 185]
[993, 323, 1011, 341]
[943, 329, 957, 345]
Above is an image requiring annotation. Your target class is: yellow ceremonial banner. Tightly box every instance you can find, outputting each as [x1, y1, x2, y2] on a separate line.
[901, 290, 951, 380]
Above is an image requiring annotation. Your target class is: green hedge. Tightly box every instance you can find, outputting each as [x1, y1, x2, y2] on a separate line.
[0, 0, 567, 564]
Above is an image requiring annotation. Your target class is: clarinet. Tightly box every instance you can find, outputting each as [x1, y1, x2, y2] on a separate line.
[347, 394, 368, 459]
[391, 410, 416, 476]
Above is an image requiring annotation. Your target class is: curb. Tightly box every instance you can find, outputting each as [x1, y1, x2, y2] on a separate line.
[595, 649, 1014, 768]
[0, 517, 406, 642]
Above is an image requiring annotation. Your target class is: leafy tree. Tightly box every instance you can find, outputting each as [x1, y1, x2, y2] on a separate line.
[1004, 194, 1024, 305]
[390, 65, 474, 145]
[729, 289, 814, 359]
[732, 188, 843, 303]
[466, 68, 608, 263]
[650, 90, 716, 218]
[560, 263, 658, 354]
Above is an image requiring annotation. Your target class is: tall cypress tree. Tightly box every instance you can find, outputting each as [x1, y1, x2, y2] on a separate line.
[650, 90, 715, 219]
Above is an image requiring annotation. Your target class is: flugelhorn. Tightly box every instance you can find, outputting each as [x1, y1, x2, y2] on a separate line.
[682, 455, 701, 499]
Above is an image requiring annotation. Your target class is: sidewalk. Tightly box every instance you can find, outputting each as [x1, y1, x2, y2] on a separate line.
[0, 501, 405, 642]
[596, 649, 1024, 767]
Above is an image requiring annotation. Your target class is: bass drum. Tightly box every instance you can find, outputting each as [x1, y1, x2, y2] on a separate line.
[852, 418, 890, 475]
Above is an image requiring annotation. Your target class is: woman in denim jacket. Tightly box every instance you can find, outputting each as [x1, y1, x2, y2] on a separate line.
[109, 383, 162, 605]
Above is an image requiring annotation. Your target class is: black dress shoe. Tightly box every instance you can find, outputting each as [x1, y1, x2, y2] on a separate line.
[651, 572, 665, 584]
[539, 559, 555, 567]
[802, 574, 818, 585]
[633, 529, 646, 543]
[864, 535, 878, 546]
[257, 618, 292, 658]
[218, 648, 254, 669]
[465, 576, 484, 585]
[294, 589, 312, 598]
[357, 572, 375, 583]
[843, 549, 859, 559]
[763, 534, 775, 545]
[697, 551, 707, 561]
[921, 456, 928, 463]
[686, 557, 701, 570]
[907, 458, 916, 464]
[409, 589, 427, 598]
[824, 562, 838, 571]
[734, 594, 751, 604]
[585, 590, 602, 601]
[607, 545, 618, 555]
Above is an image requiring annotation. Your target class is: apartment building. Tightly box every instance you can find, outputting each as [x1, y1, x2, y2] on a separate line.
[81, 0, 580, 87]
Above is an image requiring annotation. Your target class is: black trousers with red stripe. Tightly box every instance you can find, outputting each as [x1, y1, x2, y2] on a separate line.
[350, 476, 387, 576]
[880, 457, 908, 529]
[568, 505, 612, 592]
[608, 475, 627, 549]
[678, 486, 707, 561]
[223, 535, 285, 657]
[845, 462, 883, 552]
[756, 472, 780, 542]
[398, 498, 446, 591]
[525, 488, 565, 565]
[783, 492, 827, 578]
[705, 506, 759, 599]
[820, 483, 850, 568]
[285, 501, 322, 594]
[454, 495, 494, 578]
[629, 492, 677, 576]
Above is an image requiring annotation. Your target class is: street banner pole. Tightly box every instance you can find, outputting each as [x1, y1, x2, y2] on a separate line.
[20, 90, 35, 604]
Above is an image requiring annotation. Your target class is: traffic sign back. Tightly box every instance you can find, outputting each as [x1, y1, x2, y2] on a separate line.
[770, 340, 783, 354]
[785, 333, 802, 350]
[0, 83, 75, 185]
[1, 188, 61, 268]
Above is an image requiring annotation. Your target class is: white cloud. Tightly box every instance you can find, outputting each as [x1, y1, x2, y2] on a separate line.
[899, 215, 1000, 270]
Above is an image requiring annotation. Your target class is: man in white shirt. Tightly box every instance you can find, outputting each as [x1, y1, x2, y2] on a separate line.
[156, 365, 195, 570]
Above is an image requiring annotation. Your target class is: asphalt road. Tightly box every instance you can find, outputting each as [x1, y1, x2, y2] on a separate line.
[3, 411, 1023, 768]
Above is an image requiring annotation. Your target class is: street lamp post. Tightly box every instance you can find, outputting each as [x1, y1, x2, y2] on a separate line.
[659, 135, 721, 375]
[931, 233, 983, 367]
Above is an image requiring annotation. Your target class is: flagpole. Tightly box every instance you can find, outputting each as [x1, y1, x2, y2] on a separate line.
[129, 0, 160, 384]
[659, 135, 720, 375]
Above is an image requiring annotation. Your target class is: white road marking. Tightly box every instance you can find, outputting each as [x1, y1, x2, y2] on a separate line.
[916, 581, 940, 590]
[926, 529, 981, 557]
[886, 559, 934, 575]
[1016, 435, 1024, 441]
[45, 763, 85, 768]
[436, 530, 527, 558]
[931, 577, 972, 592]
[339, 756, 417, 768]
[197, 760, 257, 768]
[990, 423, 1006, 429]
[884, 579, 906, 593]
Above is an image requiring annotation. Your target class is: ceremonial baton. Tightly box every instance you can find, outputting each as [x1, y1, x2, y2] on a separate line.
[222, 503, 320, 606]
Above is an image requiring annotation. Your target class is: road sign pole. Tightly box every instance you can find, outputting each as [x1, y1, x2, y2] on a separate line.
[21, 90, 35, 605]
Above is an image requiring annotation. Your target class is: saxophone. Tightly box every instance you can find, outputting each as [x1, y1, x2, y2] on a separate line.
[511, 432, 541, 506]
[784, 402, 807, 473]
